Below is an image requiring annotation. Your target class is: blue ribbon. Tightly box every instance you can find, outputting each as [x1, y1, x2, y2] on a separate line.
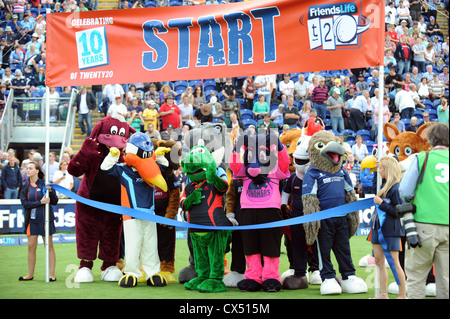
[50, 184, 374, 231]
[375, 206, 400, 285]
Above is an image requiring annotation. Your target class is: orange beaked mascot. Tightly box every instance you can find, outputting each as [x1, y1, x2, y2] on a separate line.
[101, 132, 168, 288]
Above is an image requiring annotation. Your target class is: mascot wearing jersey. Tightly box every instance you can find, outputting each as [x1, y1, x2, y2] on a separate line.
[302, 130, 367, 295]
[179, 145, 234, 293]
[101, 132, 168, 287]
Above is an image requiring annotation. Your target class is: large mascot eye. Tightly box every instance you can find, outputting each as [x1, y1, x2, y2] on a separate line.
[372, 147, 379, 157]
[394, 146, 400, 156]
[119, 127, 126, 137]
[404, 146, 413, 156]
[314, 142, 325, 150]
[110, 126, 118, 135]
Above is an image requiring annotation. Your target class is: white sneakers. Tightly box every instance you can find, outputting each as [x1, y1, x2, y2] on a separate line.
[74, 266, 123, 283]
[320, 276, 368, 295]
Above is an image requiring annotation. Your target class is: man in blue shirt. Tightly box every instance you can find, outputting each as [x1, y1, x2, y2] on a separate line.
[349, 90, 370, 132]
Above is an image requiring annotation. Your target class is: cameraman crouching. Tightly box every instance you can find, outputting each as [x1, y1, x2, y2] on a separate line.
[399, 123, 449, 299]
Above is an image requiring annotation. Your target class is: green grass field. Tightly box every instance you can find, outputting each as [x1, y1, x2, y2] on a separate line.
[0, 235, 398, 300]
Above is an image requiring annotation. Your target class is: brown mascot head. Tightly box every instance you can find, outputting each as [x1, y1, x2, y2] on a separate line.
[308, 130, 346, 175]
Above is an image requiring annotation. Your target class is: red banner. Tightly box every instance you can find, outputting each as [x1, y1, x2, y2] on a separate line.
[46, 0, 385, 87]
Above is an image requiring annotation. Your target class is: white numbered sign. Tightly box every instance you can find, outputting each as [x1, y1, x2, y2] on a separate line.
[75, 26, 109, 70]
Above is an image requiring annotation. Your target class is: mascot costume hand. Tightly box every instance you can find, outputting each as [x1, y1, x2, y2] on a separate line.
[302, 130, 367, 295]
[180, 145, 233, 293]
[68, 115, 135, 283]
[101, 132, 168, 288]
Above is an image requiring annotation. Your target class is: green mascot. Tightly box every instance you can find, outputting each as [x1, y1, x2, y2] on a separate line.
[179, 145, 235, 293]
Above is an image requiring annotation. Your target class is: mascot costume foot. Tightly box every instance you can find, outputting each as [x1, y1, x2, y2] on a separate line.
[179, 145, 235, 293]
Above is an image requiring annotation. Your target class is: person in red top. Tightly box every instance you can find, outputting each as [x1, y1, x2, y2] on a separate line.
[385, 24, 399, 43]
[159, 95, 182, 130]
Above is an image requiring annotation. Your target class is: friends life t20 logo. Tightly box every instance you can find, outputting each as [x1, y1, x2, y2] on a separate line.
[303, 2, 370, 51]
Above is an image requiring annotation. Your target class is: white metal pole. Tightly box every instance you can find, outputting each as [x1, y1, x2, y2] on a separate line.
[45, 86, 50, 283]
[373, 65, 385, 298]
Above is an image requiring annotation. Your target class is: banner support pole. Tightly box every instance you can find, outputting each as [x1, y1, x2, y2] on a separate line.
[45, 86, 50, 283]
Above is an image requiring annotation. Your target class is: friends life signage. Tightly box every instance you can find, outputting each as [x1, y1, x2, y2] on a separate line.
[45, 0, 385, 87]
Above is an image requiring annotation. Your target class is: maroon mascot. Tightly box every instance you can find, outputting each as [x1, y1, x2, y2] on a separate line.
[68, 115, 135, 282]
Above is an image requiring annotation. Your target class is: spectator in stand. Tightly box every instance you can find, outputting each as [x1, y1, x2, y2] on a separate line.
[424, 43, 436, 68]
[355, 74, 368, 93]
[367, 69, 380, 97]
[1, 153, 22, 199]
[410, 84, 426, 110]
[410, 66, 423, 87]
[350, 90, 370, 132]
[385, 67, 405, 100]
[52, 160, 74, 198]
[294, 73, 309, 103]
[428, 73, 447, 101]
[351, 135, 368, 164]
[395, 34, 413, 75]
[385, 2, 397, 26]
[384, 48, 397, 74]
[192, 85, 206, 110]
[270, 104, 284, 129]
[142, 100, 159, 132]
[193, 103, 213, 126]
[409, 0, 422, 22]
[419, 111, 432, 127]
[42, 151, 60, 184]
[74, 86, 96, 137]
[159, 83, 177, 102]
[327, 87, 345, 133]
[278, 73, 295, 102]
[159, 95, 182, 130]
[418, 77, 431, 99]
[222, 91, 241, 124]
[282, 97, 300, 129]
[372, 96, 392, 140]
[242, 75, 255, 110]
[144, 83, 161, 106]
[252, 94, 269, 120]
[107, 94, 128, 118]
[412, 37, 427, 72]
[406, 116, 420, 132]
[178, 94, 195, 128]
[426, 16, 443, 39]
[311, 78, 329, 120]
[392, 112, 406, 133]
[385, 33, 396, 54]
[395, 87, 416, 119]
[102, 83, 125, 115]
[439, 65, 449, 90]
[299, 100, 312, 127]
[437, 97, 448, 125]
[254, 74, 273, 106]
[221, 77, 235, 100]
[126, 97, 145, 132]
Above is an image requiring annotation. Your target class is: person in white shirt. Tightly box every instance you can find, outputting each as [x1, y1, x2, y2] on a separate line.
[178, 95, 195, 128]
[385, 1, 397, 25]
[102, 83, 125, 114]
[107, 95, 128, 118]
[395, 87, 416, 119]
[52, 161, 74, 198]
[294, 74, 310, 103]
[278, 73, 295, 102]
[254, 74, 273, 106]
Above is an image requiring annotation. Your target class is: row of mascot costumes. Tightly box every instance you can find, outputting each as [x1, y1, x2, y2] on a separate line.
[66, 113, 434, 294]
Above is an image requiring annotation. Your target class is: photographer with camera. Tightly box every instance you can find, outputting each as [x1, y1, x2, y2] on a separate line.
[399, 123, 449, 299]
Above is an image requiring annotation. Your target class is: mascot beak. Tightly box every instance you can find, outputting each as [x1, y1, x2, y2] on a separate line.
[361, 155, 378, 174]
[320, 142, 345, 165]
[125, 153, 168, 192]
